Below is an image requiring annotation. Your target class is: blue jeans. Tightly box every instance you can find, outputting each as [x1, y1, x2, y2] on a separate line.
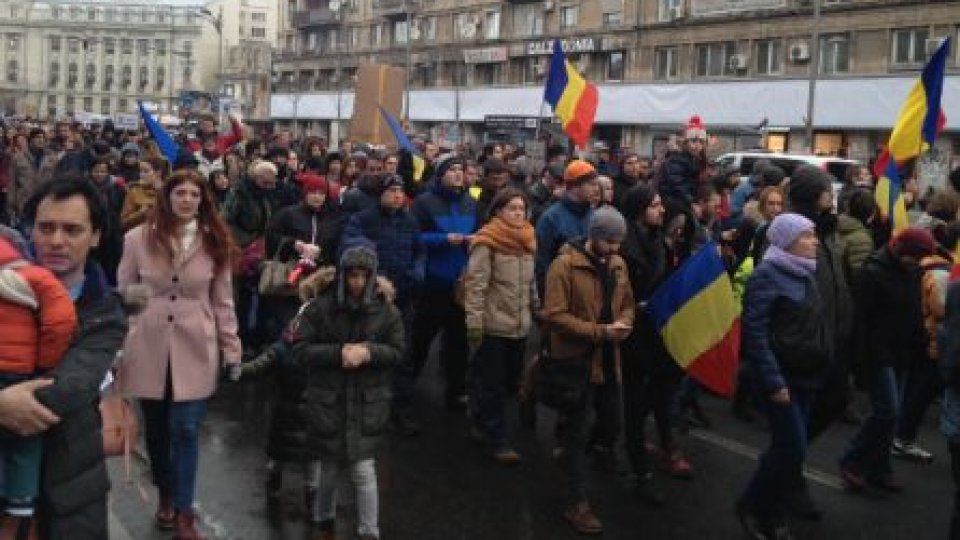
[739, 387, 812, 522]
[841, 366, 901, 481]
[141, 388, 209, 512]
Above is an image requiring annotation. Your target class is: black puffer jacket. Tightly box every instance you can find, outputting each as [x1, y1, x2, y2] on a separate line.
[38, 263, 128, 540]
[265, 202, 344, 266]
[224, 176, 288, 248]
[292, 275, 404, 461]
[657, 150, 701, 206]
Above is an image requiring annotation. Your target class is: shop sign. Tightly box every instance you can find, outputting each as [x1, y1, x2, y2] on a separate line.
[526, 37, 596, 56]
[484, 115, 542, 131]
[463, 47, 508, 64]
[690, 0, 786, 17]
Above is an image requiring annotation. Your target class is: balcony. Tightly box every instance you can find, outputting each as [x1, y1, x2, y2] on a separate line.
[373, 0, 415, 18]
[294, 8, 341, 27]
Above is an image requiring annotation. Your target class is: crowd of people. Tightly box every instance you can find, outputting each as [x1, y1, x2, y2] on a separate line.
[0, 112, 958, 540]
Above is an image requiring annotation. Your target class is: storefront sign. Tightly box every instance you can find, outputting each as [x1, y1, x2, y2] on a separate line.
[526, 38, 596, 56]
[463, 47, 508, 64]
[113, 113, 139, 130]
[690, 0, 786, 17]
[484, 115, 542, 131]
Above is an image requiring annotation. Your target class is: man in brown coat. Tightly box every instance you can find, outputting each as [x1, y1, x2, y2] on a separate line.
[542, 205, 634, 536]
[7, 129, 59, 223]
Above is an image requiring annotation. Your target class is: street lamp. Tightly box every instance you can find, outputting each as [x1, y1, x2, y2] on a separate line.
[804, 0, 821, 153]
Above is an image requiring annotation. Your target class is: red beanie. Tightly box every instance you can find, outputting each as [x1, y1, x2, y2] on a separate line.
[300, 174, 328, 194]
[685, 115, 708, 141]
[890, 227, 936, 259]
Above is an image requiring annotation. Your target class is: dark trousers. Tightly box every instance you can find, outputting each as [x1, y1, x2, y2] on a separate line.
[559, 369, 621, 504]
[950, 442, 960, 539]
[399, 289, 469, 404]
[807, 359, 850, 441]
[140, 375, 209, 511]
[622, 362, 678, 476]
[739, 387, 813, 523]
[897, 360, 942, 443]
[470, 335, 526, 447]
[841, 366, 900, 481]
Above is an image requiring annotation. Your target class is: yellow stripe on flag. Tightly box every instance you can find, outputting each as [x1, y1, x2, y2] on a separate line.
[555, 62, 586, 127]
[660, 276, 741, 369]
[888, 81, 933, 161]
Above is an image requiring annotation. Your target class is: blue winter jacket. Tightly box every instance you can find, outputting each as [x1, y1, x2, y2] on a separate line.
[742, 259, 822, 394]
[342, 205, 424, 306]
[534, 196, 592, 292]
[410, 182, 477, 292]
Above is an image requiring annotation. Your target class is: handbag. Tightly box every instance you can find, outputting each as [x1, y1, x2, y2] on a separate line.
[258, 257, 299, 297]
[100, 356, 139, 458]
[534, 336, 591, 414]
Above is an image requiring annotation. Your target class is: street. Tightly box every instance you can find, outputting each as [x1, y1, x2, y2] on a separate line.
[108, 362, 953, 540]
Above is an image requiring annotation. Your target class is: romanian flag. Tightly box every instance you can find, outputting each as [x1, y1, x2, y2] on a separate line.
[873, 38, 951, 232]
[646, 242, 741, 396]
[137, 101, 180, 164]
[379, 106, 426, 183]
[543, 38, 599, 149]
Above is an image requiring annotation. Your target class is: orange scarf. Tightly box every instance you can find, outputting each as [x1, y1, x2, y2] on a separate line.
[471, 216, 535, 256]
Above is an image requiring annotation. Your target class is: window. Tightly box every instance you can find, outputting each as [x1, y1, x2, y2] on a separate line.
[103, 65, 113, 89]
[252, 12, 266, 22]
[183, 66, 192, 83]
[607, 51, 624, 80]
[68, 62, 78, 87]
[101, 98, 110, 115]
[52, 7, 62, 20]
[891, 27, 929, 66]
[139, 66, 149, 88]
[424, 16, 437, 40]
[183, 41, 193, 55]
[475, 63, 501, 85]
[66, 96, 75, 113]
[820, 34, 850, 74]
[157, 11, 166, 24]
[658, 0, 683, 22]
[70, 7, 82, 20]
[85, 39, 97, 54]
[560, 6, 578, 30]
[87, 8, 97, 21]
[394, 20, 408, 45]
[485, 10, 500, 40]
[68, 37, 79, 54]
[138, 39, 149, 56]
[603, 12, 622, 27]
[695, 41, 736, 77]
[121, 39, 132, 55]
[105, 38, 115, 55]
[156, 67, 165, 89]
[371, 24, 384, 48]
[6, 60, 17, 83]
[47, 95, 57, 117]
[121, 65, 132, 88]
[350, 27, 361, 49]
[512, 4, 544, 37]
[50, 36, 61, 52]
[85, 63, 96, 87]
[118, 98, 128, 112]
[83, 97, 92, 113]
[123, 9, 131, 22]
[252, 27, 266, 38]
[141, 10, 152, 23]
[655, 46, 679, 80]
[7, 34, 18, 52]
[756, 39, 783, 75]
[9, 6, 18, 19]
[329, 29, 339, 51]
[49, 62, 59, 86]
[106, 8, 116, 22]
[155, 40, 166, 56]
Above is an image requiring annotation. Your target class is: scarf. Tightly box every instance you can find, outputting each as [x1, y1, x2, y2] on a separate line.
[471, 216, 535, 256]
[172, 219, 199, 267]
[763, 244, 816, 278]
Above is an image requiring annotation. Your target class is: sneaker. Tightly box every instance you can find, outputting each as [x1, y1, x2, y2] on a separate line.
[892, 439, 934, 463]
[492, 447, 522, 466]
[564, 501, 603, 535]
[666, 451, 694, 479]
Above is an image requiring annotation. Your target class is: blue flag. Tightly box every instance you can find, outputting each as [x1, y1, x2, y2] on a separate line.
[137, 101, 179, 164]
[378, 106, 425, 182]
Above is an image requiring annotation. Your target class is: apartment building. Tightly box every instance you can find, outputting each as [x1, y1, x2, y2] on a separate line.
[276, 0, 960, 159]
[0, 0, 216, 120]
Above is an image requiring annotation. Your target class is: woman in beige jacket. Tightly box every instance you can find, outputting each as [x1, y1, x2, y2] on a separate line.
[463, 187, 538, 464]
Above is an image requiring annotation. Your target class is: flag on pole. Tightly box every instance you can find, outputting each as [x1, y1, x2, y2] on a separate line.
[543, 38, 599, 149]
[137, 101, 180, 164]
[379, 106, 425, 183]
[873, 38, 950, 232]
[646, 242, 741, 396]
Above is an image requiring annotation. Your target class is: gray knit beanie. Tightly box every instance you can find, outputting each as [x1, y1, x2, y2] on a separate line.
[588, 206, 627, 240]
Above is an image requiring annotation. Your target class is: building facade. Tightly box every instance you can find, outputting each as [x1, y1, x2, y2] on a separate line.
[0, 0, 216, 120]
[271, 0, 960, 162]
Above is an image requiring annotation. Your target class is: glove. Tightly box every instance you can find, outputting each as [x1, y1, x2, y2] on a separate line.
[466, 327, 483, 347]
[119, 284, 151, 315]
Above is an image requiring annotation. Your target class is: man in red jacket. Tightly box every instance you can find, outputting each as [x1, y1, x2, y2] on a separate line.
[185, 113, 244, 155]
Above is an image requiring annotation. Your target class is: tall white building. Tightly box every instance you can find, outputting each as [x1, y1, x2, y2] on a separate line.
[0, 0, 216, 119]
[202, 0, 279, 120]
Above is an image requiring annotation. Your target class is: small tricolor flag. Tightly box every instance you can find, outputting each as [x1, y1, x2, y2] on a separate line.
[873, 37, 950, 232]
[543, 38, 599, 149]
[379, 106, 426, 183]
[137, 101, 180, 164]
[646, 242, 741, 396]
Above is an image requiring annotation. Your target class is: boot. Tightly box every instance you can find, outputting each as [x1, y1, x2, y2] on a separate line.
[563, 501, 603, 535]
[173, 510, 206, 540]
[0, 515, 39, 540]
[155, 489, 176, 530]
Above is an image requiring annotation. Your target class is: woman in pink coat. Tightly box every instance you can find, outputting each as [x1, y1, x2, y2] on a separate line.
[118, 169, 241, 540]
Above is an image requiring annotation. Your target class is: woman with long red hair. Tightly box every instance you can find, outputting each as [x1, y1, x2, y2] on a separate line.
[117, 169, 241, 540]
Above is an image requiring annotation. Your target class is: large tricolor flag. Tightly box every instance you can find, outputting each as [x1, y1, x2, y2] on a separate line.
[646, 242, 741, 396]
[873, 38, 951, 232]
[137, 101, 180, 164]
[379, 106, 426, 183]
[543, 38, 599, 149]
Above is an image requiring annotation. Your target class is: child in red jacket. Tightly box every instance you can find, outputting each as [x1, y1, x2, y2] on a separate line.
[0, 235, 77, 528]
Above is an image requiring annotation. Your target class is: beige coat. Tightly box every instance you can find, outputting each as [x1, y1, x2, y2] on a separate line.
[117, 225, 241, 401]
[463, 244, 538, 339]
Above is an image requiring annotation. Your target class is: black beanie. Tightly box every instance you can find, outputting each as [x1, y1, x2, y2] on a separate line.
[788, 164, 832, 216]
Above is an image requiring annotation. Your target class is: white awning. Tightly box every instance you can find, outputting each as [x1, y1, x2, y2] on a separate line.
[272, 76, 960, 131]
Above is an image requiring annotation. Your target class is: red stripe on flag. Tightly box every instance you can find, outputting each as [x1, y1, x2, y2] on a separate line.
[564, 83, 598, 149]
[685, 318, 741, 397]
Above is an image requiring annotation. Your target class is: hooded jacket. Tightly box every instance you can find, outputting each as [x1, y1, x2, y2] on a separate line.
[410, 180, 477, 292]
[837, 213, 875, 288]
[534, 196, 592, 292]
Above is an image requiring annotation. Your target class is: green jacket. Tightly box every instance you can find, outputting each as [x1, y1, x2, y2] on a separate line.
[837, 214, 875, 288]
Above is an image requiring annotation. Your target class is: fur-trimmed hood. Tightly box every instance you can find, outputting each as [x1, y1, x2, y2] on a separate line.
[298, 265, 397, 305]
